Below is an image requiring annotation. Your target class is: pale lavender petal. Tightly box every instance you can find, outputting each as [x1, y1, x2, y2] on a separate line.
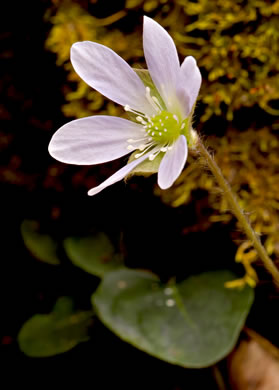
[88, 151, 153, 196]
[49, 116, 143, 165]
[177, 56, 202, 115]
[143, 16, 180, 111]
[71, 41, 155, 116]
[158, 135, 188, 190]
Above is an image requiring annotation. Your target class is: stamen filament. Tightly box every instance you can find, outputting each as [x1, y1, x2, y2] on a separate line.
[136, 116, 147, 124]
[152, 96, 163, 111]
[124, 105, 145, 117]
[149, 147, 163, 161]
[135, 143, 155, 158]
[145, 87, 161, 113]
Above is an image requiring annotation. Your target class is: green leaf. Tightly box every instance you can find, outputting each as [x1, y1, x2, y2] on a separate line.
[21, 220, 60, 265]
[92, 269, 254, 368]
[64, 233, 123, 278]
[52, 296, 74, 317]
[18, 297, 93, 357]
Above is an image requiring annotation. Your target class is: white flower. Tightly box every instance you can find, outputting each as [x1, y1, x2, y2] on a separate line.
[48, 16, 201, 196]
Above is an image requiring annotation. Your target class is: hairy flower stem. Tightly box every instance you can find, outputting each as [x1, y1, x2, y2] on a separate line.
[196, 137, 279, 287]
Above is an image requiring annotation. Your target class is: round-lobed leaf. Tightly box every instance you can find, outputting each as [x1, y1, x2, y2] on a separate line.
[18, 297, 93, 357]
[92, 269, 254, 368]
[64, 233, 122, 278]
[21, 220, 60, 265]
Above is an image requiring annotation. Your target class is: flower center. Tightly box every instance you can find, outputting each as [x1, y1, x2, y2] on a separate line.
[144, 111, 183, 143]
[124, 87, 190, 161]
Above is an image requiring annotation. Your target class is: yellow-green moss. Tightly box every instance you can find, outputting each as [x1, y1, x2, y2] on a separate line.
[45, 0, 279, 120]
[45, 0, 279, 265]
[156, 126, 279, 259]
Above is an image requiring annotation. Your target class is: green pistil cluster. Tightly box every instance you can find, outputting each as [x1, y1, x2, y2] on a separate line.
[145, 111, 188, 144]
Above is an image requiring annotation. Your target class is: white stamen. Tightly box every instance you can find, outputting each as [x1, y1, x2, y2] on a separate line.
[155, 127, 158, 130]
[164, 287, 173, 296]
[152, 95, 163, 111]
[160, 147, 168, 152]
[181, 123, 185, 129]
[136, 116, 147, 124]
[173, 114, 178, 123]
[152, 132, 155, 136]
[145, 87, 161, 113]
[148, 147, 162, 161]
[127, 145, 135, 151]
[166, 299, 175, 307]
[124, 104, 145, 117]
[125, 105, 139, 115]
[164, 129, 167, 132]
[159, 132, 162, 136]
[134, 143, 155, 159]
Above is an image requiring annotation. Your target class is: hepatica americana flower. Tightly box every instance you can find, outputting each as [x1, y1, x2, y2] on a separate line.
[49, 16, 201, 196]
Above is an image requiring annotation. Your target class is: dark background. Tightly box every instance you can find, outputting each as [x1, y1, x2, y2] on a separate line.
[1, 1, 277, 388]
